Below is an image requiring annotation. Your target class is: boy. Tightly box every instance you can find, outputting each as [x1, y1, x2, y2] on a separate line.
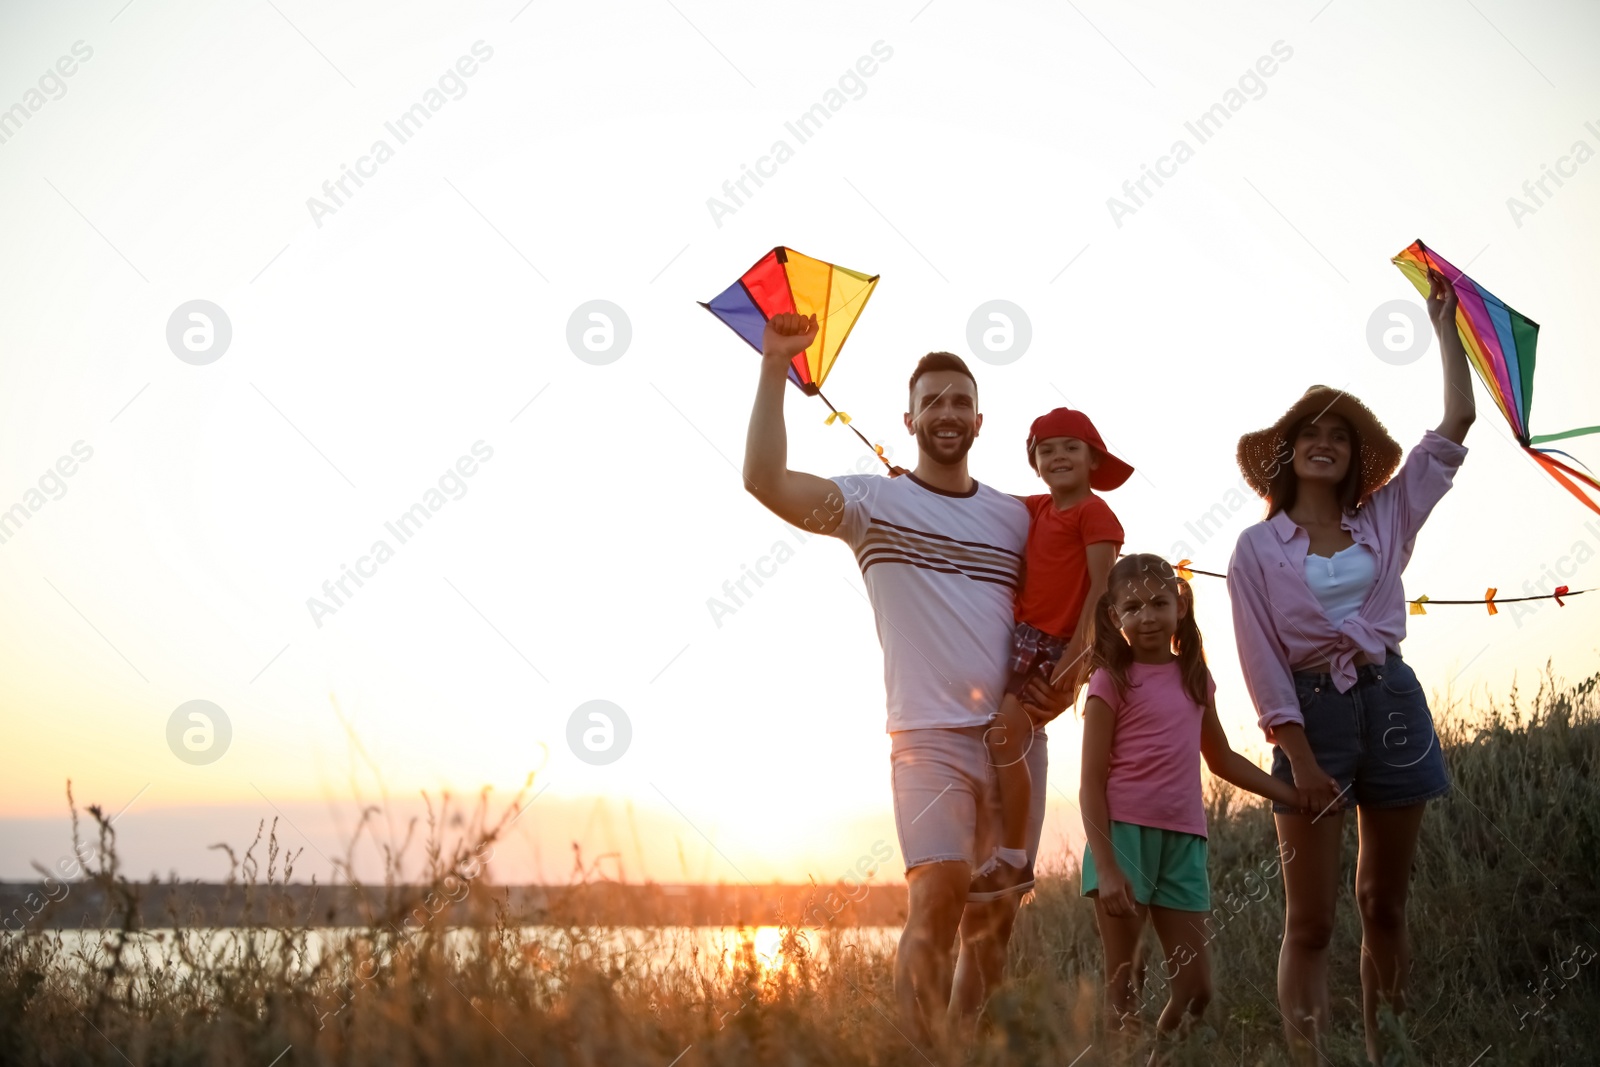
[970, 407, 1131, 901]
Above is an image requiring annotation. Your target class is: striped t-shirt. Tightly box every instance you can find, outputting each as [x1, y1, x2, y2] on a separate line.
[830, 472, 1029, 731]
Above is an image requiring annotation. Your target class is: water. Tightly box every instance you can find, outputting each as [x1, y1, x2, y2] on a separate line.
[22, 924, 901, 981]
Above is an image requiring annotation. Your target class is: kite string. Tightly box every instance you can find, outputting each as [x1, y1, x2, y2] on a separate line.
[815, 388, 907, 477]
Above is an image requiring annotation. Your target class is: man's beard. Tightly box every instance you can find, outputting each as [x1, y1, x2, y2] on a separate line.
[914, 422, 976, 466]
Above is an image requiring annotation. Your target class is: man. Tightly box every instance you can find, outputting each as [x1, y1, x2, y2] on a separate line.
[742, 311, 1072, 1046]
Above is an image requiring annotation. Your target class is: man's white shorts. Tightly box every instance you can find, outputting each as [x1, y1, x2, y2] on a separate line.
[888, 724, 1048, 873]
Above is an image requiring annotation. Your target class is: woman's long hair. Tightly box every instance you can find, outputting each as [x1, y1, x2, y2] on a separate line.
[1265, 417, 1364, 518]
[1089, 553, 1210, 708]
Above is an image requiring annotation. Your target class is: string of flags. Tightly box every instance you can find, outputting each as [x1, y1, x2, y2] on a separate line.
[1172, 560, 1589, 616]
[1154, 245, 1600, 620]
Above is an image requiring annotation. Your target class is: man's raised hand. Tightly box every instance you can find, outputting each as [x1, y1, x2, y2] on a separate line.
[763, 312, 818, 363]
[743, 309, 844, 535]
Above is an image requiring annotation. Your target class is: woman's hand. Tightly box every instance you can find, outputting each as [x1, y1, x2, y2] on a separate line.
[1095, 864, 1138, 917]
[1426, 267, 1459, 337]
[1291, 759, 1346, 820]
[1428, 266, 1476, 443]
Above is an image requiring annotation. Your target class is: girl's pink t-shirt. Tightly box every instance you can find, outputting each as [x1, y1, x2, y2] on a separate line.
[1086, 661, 1215, 839]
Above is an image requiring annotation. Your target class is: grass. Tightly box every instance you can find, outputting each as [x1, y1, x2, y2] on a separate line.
[3, 666, 1598, 1066]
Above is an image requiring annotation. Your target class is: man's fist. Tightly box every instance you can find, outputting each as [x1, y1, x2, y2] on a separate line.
[762, 312, 818, 362]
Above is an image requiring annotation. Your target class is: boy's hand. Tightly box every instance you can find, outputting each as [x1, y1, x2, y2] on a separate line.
[762, 312, 817, 363]
[1049, 642, 1089, 692]
[1095, 864, 1137, 918]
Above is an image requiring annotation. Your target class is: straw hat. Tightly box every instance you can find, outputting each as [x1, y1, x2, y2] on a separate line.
[1236, 385, 1402, 501]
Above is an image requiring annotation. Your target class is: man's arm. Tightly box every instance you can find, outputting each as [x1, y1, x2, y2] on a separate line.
[743, 313, 848, 536]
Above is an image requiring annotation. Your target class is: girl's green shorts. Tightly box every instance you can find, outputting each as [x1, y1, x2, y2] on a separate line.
[1080, 820, 1210, 912]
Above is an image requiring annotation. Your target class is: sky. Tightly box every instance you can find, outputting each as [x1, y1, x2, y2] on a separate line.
[1, 0, 1598, 888]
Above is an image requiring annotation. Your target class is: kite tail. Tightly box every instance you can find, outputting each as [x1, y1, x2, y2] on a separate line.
[816, 389, 906, 478]
[1526, 446, 1600, 517]
[1529, 424, 1600, 446]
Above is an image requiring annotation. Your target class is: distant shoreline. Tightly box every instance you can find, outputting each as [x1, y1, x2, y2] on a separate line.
[0, 880, 907, 929]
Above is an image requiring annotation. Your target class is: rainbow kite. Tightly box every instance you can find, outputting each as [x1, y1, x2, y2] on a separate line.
[1393, 239, 1600, 516]
[701, 246, 901, 475]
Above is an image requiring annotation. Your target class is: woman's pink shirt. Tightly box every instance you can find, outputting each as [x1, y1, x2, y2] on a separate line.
[1227, 430, 1469, 742]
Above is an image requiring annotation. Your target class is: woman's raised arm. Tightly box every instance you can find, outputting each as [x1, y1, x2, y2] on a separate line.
[1428, 269, 1476, 445]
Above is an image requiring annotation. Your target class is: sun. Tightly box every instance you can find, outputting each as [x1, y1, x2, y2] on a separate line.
[751, 925, 785, 969]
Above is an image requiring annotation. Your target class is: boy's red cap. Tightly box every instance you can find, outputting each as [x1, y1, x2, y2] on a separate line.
[1026, 408, 1134, 491]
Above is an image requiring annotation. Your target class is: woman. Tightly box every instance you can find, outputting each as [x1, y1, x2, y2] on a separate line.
[1226, 269, 1473, 1065]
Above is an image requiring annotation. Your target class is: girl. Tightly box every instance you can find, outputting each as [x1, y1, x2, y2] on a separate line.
[1226, 269, 1473, 1066]
[1080, 553, 1305, 1054]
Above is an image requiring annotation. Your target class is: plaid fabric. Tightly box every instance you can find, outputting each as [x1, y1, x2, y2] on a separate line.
[1006, 621, 1069, 696]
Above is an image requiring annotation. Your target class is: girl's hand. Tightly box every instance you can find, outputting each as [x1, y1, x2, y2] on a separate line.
[1426, 268, 1459, 337]
[1266, 777, 1304, 814]
[1096, 864, 1138, 918]
[762, 312, 817, 362]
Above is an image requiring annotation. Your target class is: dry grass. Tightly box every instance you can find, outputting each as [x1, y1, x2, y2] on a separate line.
[3, 667, 1598, 1066]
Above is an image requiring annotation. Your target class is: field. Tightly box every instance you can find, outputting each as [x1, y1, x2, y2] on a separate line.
[2, 668, 1597, 1066]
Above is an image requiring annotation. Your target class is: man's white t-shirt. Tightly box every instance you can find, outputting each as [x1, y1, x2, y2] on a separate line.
[829, 471, 1029, 732]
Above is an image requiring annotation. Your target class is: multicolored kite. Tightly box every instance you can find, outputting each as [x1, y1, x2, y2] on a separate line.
[1393, 239, 1600, 515]
[701, 247, 902, 475]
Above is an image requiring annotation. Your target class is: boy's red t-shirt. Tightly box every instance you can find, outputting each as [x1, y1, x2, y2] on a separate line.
[1013, 493, 1124, 639]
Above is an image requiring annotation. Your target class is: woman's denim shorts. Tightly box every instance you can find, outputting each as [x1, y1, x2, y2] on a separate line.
[1270, 654, 1450, 813]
